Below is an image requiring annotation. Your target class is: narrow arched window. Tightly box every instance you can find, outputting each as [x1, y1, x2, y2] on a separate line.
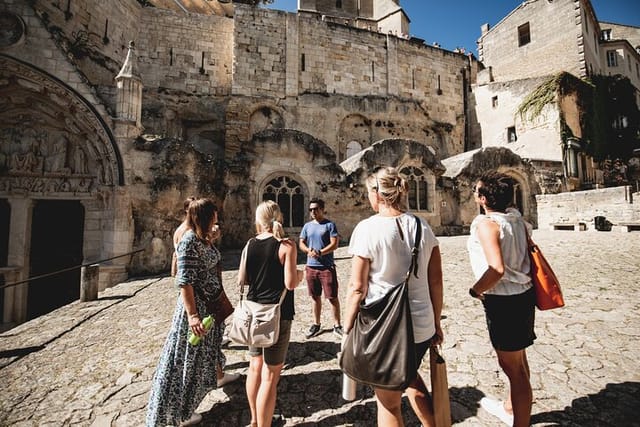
[345, 141, 362, 159]
[262, 176, 305, 227]
[400, 167, 429, 211]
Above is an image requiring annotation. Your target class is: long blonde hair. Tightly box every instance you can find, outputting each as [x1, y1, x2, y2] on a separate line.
[366, 166, 409, 211]
[255, 200, 286, 240]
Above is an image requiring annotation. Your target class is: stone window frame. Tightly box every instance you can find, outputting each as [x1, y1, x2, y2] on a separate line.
[345, 141, 362, 159]
[517, 22, 531, 47]
[261, 174, 306, 228]
[399, 166, 434, 213]
[606, 50, 618, 67]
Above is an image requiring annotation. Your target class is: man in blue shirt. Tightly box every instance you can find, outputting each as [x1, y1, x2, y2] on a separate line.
[299, 198, 342, 338]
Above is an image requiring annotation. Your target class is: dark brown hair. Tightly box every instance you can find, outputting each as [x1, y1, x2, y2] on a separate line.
[476, 172, 514, 212]
[187, 198, 218, 242]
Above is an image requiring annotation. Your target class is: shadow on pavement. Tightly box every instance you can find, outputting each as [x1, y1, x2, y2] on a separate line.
[530, 381, 640, 426]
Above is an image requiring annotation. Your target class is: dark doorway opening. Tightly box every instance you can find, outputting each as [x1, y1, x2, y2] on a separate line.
[28, 200, 84, 320]
[0, 199, 10, 321]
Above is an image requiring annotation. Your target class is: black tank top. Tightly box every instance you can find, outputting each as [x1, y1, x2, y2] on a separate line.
[245, 236, 295, 320]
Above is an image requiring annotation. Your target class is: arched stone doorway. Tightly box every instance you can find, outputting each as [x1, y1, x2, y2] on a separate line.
[0, 55, 126, 325]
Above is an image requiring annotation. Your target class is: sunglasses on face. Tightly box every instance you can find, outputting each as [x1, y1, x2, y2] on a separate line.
[309, 207, 320, 212]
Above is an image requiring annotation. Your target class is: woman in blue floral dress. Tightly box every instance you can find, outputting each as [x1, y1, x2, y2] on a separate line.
[146, 198, 225, 426]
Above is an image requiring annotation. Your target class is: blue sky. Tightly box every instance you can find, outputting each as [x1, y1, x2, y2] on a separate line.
[266, 0, 640, 53]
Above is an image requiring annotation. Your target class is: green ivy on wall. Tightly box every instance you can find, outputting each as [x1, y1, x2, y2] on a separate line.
[517, 72, 639, 163]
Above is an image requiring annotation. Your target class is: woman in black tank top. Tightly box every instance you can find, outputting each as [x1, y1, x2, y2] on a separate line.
[243, 201, 302, 427]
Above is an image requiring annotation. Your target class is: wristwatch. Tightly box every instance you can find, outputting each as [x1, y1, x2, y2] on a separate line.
[469, 288, 481, 299]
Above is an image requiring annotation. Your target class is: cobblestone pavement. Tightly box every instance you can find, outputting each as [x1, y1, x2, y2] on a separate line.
[1, 230, 639, 427]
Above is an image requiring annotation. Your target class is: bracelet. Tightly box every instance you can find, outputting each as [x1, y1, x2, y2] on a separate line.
[188, 313, 199, 319]
[469, 288, 481, 299]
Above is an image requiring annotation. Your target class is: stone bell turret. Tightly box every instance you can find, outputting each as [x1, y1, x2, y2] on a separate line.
[114, 41, 143, 133]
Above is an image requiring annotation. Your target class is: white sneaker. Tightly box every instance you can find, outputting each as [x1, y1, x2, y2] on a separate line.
[221, 335, 231, 347]
[480, 397, 514, 426]
[217, 372, 241, 387]
[179, 412, 202, 426]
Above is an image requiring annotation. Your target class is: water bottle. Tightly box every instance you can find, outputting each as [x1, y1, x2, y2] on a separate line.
[342, 373, 357, 401]
[188, 315, 213, 346]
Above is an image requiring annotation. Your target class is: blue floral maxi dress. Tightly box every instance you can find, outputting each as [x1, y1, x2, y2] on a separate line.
[146, 230, 225, 426]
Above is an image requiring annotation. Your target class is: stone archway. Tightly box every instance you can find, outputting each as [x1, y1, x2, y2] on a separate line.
[0, 55, 125, 325]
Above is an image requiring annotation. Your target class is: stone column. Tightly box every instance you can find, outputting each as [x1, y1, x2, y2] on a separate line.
[5, 197, 34, 324]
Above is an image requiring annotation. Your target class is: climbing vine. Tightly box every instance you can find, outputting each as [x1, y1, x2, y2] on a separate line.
[517, 72, 639, 167]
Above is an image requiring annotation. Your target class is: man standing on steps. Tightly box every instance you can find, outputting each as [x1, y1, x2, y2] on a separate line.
[299, 198, 343, 339]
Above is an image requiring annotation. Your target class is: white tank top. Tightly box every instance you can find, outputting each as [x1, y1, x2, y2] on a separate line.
[467, 211, 532, 296]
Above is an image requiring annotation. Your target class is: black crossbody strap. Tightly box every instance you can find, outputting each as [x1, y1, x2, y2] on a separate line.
[403, 214, 422, 282]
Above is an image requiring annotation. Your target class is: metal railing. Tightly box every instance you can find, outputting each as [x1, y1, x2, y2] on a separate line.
[0, 248, 145, 291]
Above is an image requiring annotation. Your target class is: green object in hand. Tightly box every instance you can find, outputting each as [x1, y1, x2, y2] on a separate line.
[188, 315, 213, 346]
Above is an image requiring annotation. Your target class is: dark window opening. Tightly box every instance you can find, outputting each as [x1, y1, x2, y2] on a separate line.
[492, 96, 498, 108]
[301, 53, 305, 71]
[508, 127, 517, 143]
[518, 23, 531, 47]
[262, 176, 304, 227]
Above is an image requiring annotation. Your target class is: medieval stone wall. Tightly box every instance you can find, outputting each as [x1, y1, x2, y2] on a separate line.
[537, 186, 640, 229]
[478, 0, 582, 82]
[473, 77, 563, 162]
[137, 8, 234, 95]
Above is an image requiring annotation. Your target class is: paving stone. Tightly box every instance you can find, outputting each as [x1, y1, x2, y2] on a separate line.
[0, 230, 639, 426]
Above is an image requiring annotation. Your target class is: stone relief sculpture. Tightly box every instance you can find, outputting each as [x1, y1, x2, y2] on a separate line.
[0, 126, 116, 194]
[72, 144, 89, 175]
[8, 128, 43, 173]
[46, 133, 70, 173]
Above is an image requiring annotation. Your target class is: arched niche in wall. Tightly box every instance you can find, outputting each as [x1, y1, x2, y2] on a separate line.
[337, 114, 371, 162]
[0, 54, 123, 195]
[497, 166, 534, 219]
[248, 105, 285, 140]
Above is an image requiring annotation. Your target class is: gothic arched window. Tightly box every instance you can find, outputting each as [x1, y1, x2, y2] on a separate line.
[262, 176, 305, 227]
[400, 167, 429, 211]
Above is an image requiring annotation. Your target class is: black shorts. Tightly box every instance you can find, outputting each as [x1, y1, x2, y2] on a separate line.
[482, 287, 536, 352]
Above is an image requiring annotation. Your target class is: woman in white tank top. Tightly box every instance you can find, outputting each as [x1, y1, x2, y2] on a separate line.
[467, 172, 536, 427]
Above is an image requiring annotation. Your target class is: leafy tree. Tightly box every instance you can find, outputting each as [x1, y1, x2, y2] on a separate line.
[587, 75, 640, 162]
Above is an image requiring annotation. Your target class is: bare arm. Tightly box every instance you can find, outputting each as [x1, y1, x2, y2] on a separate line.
[344, 255, 370, 334]
[471, 219, 505, 296]
[180, 285, 205, 336]
[280, 239, 300, 290]
[319, 236, 339, 256]
[427, 246, 444, 345]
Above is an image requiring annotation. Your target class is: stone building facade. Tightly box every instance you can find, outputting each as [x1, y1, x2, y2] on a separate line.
[0, 0, 482, 326]
[0, 0, 636, 326]
[474, 0, 640, 195]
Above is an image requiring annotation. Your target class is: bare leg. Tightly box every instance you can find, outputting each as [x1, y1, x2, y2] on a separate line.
[246, 355, 263, 426]
[405, 375, 435, 427]
[328, 297, 341, 326]
[374, 387, 404, 427]
[216, 364, 223, 381]
[256, 362, 284, 427]
[496, 349, 532, 427]
[311, 295, 322, 326]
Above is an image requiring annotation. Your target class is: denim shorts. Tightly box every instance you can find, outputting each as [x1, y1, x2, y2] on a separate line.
[248, 319, 292, 365]
[482, 287, 536, 351]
